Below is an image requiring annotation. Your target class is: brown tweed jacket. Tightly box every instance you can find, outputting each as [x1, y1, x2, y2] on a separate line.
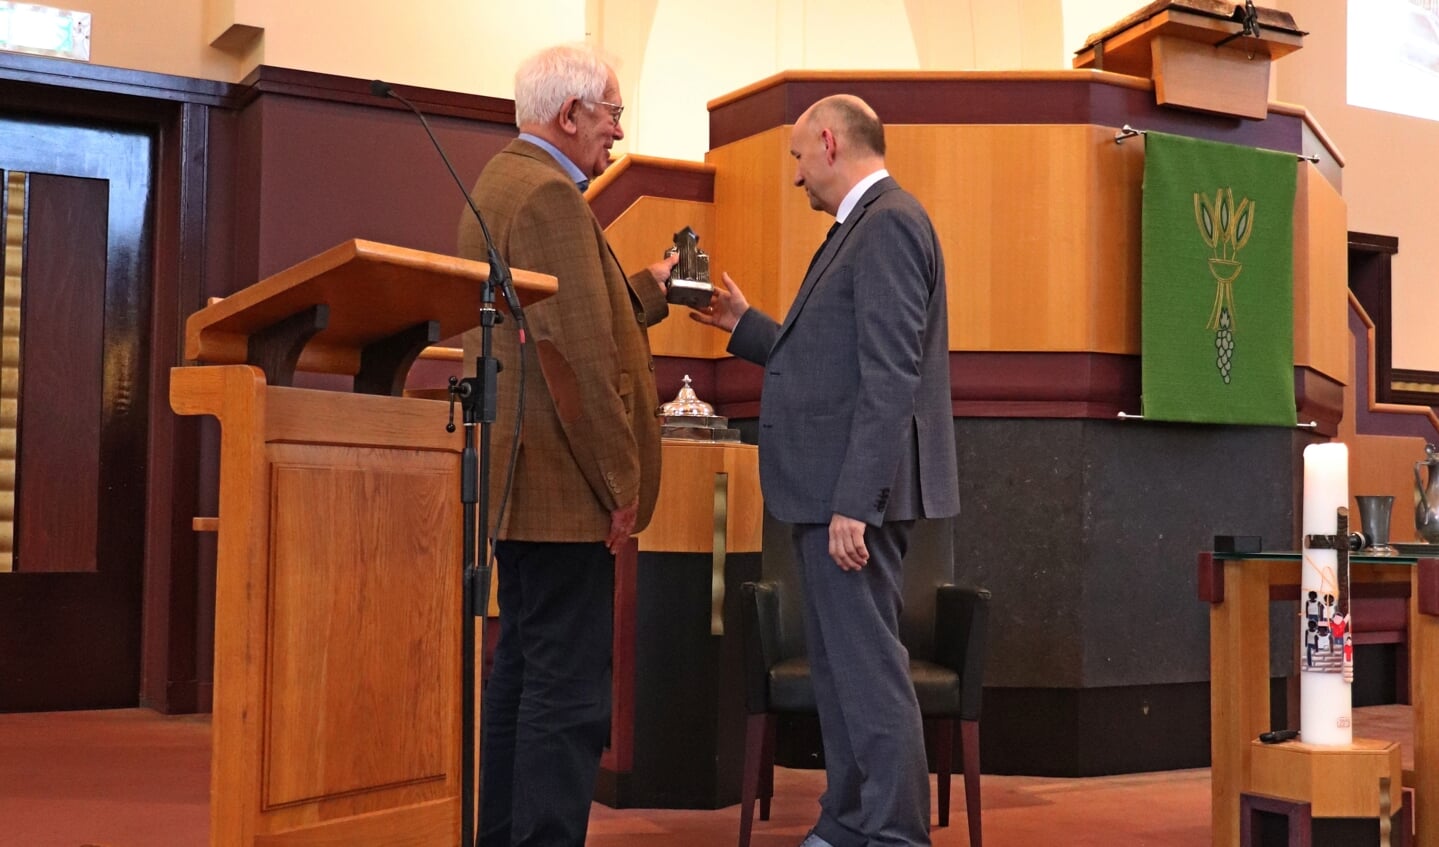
[459, 139, 669, 542]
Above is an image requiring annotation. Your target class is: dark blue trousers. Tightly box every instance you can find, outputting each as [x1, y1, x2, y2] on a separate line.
[479, 540, 614, 847]
[794, 520, 930, 847]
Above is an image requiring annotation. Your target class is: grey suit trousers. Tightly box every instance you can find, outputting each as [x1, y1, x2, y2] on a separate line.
[793, 520, 930, 847]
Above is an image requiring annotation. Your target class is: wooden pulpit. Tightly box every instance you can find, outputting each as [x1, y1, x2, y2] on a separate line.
[170, 239, 555, 847]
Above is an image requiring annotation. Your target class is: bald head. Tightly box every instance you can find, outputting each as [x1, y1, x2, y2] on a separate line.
[800, 94, 886, 158]
[789, 94, 887, 215]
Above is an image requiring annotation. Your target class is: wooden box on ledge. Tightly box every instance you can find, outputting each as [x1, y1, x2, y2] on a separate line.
[1073, 1, 1305, 120]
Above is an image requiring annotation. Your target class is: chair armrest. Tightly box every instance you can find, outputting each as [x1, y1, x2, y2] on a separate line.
[741, 580, 784, 714]
[934, 584, 991, 721]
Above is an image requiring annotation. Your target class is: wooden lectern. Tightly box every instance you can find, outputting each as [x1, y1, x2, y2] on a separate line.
[171, 240, 555, 847]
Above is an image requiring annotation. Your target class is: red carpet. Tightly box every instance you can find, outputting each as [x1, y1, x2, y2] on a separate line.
[0, 706, 1413, 846]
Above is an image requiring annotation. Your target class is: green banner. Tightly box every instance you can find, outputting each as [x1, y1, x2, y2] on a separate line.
[1141, 131, 1297, 426]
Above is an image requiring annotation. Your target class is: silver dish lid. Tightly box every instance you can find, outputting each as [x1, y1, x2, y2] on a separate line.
[660, 375, 715, 417]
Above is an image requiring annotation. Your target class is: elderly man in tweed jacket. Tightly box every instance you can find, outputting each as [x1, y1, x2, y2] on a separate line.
[458, 44, 677, 847]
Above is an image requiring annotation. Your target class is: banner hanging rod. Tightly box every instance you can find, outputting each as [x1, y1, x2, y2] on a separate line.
[1117, 411, 1319, 430]
[1113, 125, 1320, 163]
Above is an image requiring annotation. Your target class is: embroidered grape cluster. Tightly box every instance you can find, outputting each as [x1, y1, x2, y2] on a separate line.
[1215, 306, 1234, 384]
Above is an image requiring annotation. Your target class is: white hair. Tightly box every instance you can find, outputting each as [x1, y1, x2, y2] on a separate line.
[513, 44, 611, 129]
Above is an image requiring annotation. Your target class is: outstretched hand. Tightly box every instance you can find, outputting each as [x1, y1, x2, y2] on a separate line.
[688, 272, 750, 333]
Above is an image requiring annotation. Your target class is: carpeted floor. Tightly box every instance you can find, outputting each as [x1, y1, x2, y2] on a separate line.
[0, 706, 1414, 846]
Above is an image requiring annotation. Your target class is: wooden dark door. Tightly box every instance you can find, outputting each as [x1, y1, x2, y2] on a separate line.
[0, 115, 154, 711]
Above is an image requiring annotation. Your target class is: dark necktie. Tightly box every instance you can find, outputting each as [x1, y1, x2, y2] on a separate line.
[804, 221, 841, 280]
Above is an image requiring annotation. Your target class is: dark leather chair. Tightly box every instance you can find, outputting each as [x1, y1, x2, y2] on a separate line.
[738, 578, 990, 847]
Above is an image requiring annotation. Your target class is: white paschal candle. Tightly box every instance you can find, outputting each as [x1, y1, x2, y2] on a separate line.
[1300, 442, 1352, 746]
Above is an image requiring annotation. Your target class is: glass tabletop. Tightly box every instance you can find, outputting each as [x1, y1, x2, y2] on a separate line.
[1213, 546, 1438, 564]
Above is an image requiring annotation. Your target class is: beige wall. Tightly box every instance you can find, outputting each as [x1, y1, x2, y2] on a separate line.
[65, 0, 1135, 158]
[614, 0, 1065, 161]
[1062, 0, 1158, 58]
[71, 0, 1066, 153]
[80, 0, 238, 81]
[51, 1, 1439, 368]
[1270, 0, 1439, 371]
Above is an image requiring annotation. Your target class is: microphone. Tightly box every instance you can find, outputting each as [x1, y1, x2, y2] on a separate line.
[370, 79, 526, 336]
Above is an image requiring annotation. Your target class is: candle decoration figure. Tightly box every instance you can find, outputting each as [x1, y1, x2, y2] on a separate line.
[1300, 442, 1353, 746]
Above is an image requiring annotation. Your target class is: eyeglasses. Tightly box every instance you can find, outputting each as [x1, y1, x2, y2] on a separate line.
[586, 99, 625, 125]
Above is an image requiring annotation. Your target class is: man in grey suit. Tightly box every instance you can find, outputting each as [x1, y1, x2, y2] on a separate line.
[692, 94, 959, 847]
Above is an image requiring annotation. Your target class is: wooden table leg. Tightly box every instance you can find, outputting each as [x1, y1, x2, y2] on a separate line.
[1412, 558, 1439, 847]
[1208, 555, 1276, 847]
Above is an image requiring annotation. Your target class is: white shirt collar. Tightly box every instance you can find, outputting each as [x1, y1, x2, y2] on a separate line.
[835, 168, 889, 224]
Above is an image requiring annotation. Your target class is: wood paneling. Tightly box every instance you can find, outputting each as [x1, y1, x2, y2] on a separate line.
[173, 365, 465, 845]
[706, 127, 794, 325]
[587, 154, 715, 229]
[1293, 165, 1348, 383]
[709, 124, 1147, 356]
[704, 72, 1337, 183]
[16, 172, 106, 573]
[950, 351, 1138, 418]
[1150, 35, 1271, 120]
[265, 446, 454, 809]
[235, 94, 516, 286]
[1247, 738, 1403, 818]
[602, 197, 724, 359]
[889, 124, 1145, 353]
[634, 441, 761, 554]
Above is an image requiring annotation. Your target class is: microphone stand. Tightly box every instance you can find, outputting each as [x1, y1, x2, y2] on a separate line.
[449, 283, 501, 847]
[372, 79, 524, 847]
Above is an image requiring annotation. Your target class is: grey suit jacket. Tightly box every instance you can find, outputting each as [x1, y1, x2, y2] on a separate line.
[729, 176, 960, 526]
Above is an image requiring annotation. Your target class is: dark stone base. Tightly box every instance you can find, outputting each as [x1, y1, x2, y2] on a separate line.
[980, 683, 1210, 776]
[775, 678, 1293, 778]
[595, 550, 762, 809]
[983, 681, 1290, 776]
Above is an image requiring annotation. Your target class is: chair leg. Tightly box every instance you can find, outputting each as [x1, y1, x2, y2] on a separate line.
[960, 719, 982, 847]
[739, 713, 769, 847]
[932, 718, 953, 828]
[759, 713, 776, 820]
